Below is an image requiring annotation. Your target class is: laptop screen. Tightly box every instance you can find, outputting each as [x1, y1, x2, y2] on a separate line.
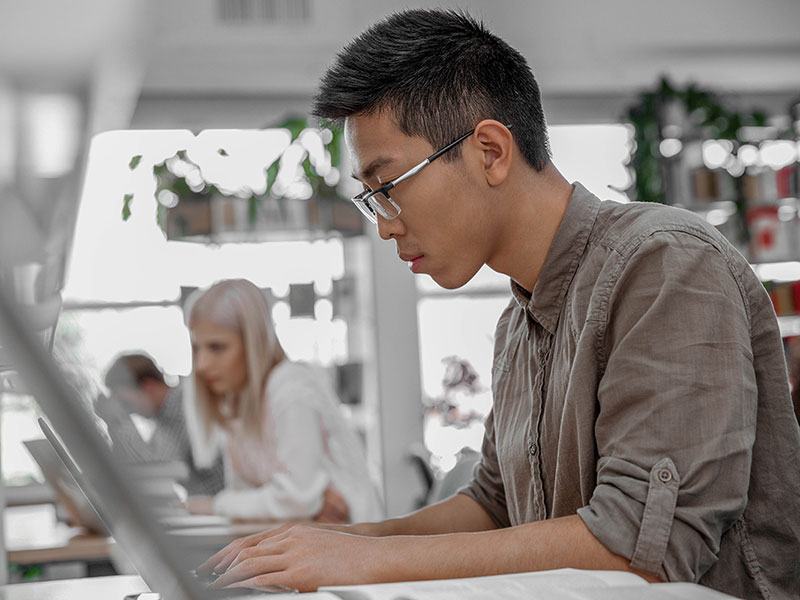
[0, 282, 209, 600]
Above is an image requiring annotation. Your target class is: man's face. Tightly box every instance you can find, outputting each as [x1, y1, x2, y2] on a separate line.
[113, 386, 158, 418]
[345, 111, 492, 290]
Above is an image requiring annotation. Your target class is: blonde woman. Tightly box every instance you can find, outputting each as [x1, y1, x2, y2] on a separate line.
[183, 278, 382, 523]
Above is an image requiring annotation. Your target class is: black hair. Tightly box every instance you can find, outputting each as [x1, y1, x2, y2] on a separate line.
[312, 8, 550, 170]
[105, 353, 165, 390]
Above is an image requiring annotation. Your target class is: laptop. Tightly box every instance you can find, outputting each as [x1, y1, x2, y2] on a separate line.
[0, 282, 299, 599]
[23, 437, 107, 535]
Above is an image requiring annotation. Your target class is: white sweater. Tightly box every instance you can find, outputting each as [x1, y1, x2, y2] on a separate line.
[213, 361, 383, 523]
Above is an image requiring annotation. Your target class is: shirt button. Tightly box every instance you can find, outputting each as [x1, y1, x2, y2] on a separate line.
[658, 469, 673, 484]
[528, 443, 538, 456]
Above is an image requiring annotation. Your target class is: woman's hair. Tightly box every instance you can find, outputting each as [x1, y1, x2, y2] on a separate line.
[185, 279, 286, 439]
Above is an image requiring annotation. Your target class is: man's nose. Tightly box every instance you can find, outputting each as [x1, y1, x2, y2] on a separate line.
[377, 214, 405, 240]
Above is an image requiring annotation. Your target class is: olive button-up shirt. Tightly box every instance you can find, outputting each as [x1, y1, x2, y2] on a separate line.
[461, 183, 800, 600]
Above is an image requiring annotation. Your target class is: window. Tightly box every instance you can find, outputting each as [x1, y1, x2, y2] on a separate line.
[2, 129, 356, 490]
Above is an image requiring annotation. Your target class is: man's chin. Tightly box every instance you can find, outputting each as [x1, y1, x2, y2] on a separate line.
[429, 271, 474, 291]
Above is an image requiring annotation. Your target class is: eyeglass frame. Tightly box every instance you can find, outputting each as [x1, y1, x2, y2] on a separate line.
[351, 124, 513, 224]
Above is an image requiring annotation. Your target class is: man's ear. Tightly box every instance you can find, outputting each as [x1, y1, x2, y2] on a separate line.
[471, 120, 513, 187]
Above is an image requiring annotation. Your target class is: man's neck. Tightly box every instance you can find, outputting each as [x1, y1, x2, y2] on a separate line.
[486, 163, 573, 293]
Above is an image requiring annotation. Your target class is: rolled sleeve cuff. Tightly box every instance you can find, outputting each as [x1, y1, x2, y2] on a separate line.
[578, 457, 680, 580]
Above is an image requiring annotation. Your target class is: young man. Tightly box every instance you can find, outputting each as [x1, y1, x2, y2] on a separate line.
[199, 9, 800, 598]
[98, 353, 225, 497]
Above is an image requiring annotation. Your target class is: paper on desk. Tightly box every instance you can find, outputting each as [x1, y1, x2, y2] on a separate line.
[237, 593, 341, 599]
[320, 568, 649, 600]
[584, 582, 742, 599]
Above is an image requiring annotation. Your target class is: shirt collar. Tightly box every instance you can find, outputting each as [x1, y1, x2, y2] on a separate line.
[510, 182, 601, 334]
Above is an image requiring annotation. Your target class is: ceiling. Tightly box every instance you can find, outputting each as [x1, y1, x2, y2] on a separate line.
[2, 0, 800, 129]
[138, 0, 800, 95]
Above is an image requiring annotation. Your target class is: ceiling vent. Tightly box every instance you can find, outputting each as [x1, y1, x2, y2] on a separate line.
[217, 0, 312, 25]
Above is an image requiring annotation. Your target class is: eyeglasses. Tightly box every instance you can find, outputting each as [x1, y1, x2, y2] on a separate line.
[351, 125, 511, 224]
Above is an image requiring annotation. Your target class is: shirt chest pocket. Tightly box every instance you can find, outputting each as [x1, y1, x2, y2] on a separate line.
[493, 322, 541, 400]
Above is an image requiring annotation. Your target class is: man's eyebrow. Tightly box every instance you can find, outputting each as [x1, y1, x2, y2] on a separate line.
[350, 156, 395, 182]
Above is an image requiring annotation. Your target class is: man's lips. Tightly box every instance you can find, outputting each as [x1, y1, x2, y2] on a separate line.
[399, 252, 425, 273]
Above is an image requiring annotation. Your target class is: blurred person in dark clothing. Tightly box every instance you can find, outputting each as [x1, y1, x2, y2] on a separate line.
[98, 352, 225, 497]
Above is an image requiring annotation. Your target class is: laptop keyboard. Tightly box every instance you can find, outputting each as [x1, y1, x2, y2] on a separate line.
[190, 570, 298, 596]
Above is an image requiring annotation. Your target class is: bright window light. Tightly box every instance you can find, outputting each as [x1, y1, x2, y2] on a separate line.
[547, 124, 632, 205]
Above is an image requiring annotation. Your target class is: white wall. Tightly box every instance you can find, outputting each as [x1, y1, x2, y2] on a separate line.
[135, 0, 800, 97]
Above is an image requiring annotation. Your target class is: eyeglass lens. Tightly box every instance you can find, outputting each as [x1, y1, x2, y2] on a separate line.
[357, 191, 398, 223]
[371, 191, 398, 218]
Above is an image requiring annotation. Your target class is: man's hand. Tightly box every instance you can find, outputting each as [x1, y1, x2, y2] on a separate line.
[196, 495, 494, 580]
[197, 525, 289, 576]
[196, 522, 353, 577]
[210, 525, 381, 592]
[197, 513, 661, 592]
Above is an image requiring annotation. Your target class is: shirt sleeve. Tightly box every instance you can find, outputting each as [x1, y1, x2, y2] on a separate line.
[104, 393, 186, 464]
[105, 411, 161, 462]
[459, 408, 511, 528]
[213, 397, 328, 520]
[577, 230, 757, 582]
[146, 401, 189, 462]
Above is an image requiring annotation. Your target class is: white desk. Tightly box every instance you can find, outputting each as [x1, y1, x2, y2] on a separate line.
[0, 570, 742, 600]
[0, 575, 147, 600]
[3, 504, 279, 565]
[3, 504, 113, 566]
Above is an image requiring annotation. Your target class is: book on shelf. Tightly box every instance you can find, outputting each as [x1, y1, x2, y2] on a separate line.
[743, 165, 798, 205]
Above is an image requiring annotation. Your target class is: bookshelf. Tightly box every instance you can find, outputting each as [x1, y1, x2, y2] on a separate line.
[626, 79, 800, 336]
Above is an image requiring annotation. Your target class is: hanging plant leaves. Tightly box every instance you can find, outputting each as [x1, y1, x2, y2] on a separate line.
[266, 161, 279, 195]
[282, 117, 308, 142]
[248, 196, 259, 224]
[121, 116, 346, 231]
[122, 193, 134, 221]
[328, 128, 343, 168]
[156, 204, 167, 228]
[302, 155, 315, 185]
[751, 110, 768, 127]
[624, 75, 770, 204]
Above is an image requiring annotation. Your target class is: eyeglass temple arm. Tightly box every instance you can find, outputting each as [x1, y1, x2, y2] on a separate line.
[432, 124, 513, 162]
[386, 124, 513, 191]
[388, 159, 430, 189]
[385, 130, 472, 190]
